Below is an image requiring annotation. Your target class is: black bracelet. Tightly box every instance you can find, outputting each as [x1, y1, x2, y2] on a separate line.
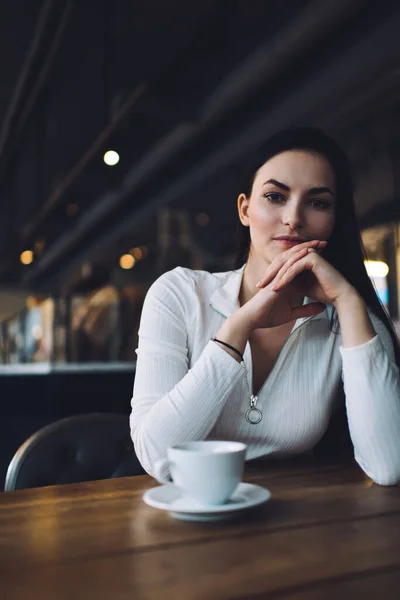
[212, 337, 244, 362]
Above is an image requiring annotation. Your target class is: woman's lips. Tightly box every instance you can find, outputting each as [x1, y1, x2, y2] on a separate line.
[273, 237, 306, 247]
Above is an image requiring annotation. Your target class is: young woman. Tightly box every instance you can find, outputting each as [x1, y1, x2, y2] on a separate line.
[130, 127, 400, 485]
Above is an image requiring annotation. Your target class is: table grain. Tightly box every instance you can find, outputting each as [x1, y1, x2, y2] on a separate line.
[1, 460, 399, 599]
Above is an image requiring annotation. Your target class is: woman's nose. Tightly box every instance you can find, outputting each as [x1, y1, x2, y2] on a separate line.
[282, 203, 303, 230]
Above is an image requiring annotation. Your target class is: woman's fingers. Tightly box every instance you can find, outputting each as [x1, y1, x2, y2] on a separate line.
[272, 252, 317, 291]
[255, 246, 307, 288]
[271, 247, 309, 283]
[256, 247, 308, 288]
[256, 240, 326, 288]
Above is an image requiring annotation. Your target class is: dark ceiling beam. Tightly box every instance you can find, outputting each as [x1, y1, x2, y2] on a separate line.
[19, 0, 221, 237]
[15, 0, 74, 142]
[0, 0, 53, 162]
[20, 0, 364, 286]
[204, 0, 368, 124]
[321, 69, 400, 135]
[38, 3, 400, 290]
[138, 0, 368, 126]
[21, 82, 148, 240]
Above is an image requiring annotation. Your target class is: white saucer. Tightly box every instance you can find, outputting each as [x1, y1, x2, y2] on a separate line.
[142, 482, 271, 522]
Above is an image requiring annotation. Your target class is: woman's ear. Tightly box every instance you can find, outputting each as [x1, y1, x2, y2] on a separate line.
[237, 193, 250, 226]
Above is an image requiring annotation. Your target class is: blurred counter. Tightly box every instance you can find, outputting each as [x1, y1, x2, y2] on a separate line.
[0, 362, 135, 375]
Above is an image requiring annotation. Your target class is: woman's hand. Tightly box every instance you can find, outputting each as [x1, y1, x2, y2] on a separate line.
[216, 240, 370, 359]
[267, 248, 355, 306]
[242, 283, 325, 330]
[263, 248, 376, 347]
[255, 240, 326, 289]
[240, 241, 329, 330]
[214, 240, 343, 357]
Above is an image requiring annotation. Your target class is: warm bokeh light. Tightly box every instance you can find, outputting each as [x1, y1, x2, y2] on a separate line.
[20, 250, 34, 265]
[130, 247, 143, 260]
[104, 150, 120, 166]
[119, 254, 136, 269]
[364, 260, 389, 278]
[195, 212, 210, 226]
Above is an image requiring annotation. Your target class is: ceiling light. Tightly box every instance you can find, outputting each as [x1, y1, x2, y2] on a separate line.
[20, 250, 34, 265]
[119, 254, 136, 269]
[104, 150, 120, 166]
[364, 260, 389, 278]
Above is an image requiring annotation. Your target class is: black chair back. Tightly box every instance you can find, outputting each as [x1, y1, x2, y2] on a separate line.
[5, 413, 145, 491]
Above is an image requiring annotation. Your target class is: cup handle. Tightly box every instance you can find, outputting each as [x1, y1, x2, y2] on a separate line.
[153, 457, 174, 485]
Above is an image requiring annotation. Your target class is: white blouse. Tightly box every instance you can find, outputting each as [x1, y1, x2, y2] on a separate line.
[130, 265, 400, 485]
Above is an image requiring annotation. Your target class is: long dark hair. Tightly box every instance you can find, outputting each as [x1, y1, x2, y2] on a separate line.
[235, 126, 400, 367]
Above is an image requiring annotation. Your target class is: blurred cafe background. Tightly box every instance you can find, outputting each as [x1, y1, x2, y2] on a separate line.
[1, 0, 400, 484]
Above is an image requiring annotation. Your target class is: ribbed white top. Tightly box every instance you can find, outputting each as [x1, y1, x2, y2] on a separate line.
[130, 266, 400, 485]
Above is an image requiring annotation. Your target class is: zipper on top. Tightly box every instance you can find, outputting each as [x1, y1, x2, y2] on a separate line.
[246, 315, 315, 400]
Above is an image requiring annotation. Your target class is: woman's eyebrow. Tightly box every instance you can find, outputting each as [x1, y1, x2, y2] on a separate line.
[263, 179, 290, 191]
[308, 186, 334, 196]
[263, 179, 334, 196]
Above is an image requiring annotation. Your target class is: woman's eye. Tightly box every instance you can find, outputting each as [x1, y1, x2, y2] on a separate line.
[309, 198, 331, 210]
[265, 192, 284, 203]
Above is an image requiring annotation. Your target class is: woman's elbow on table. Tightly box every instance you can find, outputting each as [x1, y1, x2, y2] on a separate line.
[370, 471, 400, 487]
[130, 419, 163, 477]
[357, 456, 400, 487]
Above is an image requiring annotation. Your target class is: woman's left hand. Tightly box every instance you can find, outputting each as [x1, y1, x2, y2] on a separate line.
[259, 249, 356, 307]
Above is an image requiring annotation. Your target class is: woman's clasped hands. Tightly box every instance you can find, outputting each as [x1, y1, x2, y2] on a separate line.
[241, 240, 356, 330]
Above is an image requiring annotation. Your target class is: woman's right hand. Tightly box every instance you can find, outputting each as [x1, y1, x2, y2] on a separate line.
[240, 240, 327, 330]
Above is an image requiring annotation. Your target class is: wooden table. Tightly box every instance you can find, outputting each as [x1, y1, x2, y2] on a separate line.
[1, 460, 400, 599]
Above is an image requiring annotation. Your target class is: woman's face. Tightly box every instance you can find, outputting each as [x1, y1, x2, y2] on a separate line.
[238, 150, 336, 266]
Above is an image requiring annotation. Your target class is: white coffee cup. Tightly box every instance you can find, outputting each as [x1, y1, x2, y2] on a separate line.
[153, 440, 247, 506]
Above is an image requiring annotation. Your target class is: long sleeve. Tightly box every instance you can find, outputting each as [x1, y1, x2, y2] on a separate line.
[340, 315, 400, 485]
[130, 269, 245, 475]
